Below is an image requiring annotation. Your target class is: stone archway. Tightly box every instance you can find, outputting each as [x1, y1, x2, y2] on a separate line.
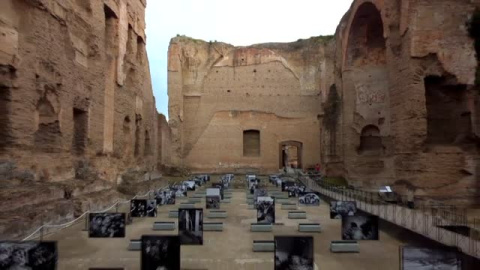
[279, 141, 303, 169]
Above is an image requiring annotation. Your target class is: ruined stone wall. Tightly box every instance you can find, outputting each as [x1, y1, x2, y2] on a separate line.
[326, 0, 480, 205]
[169, 37, 334, 173]
[0, 0, 171, 238]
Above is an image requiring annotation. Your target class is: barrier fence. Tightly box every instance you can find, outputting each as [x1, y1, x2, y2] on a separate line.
[298, 174, 480, 259]
[21, 185, 168, 241]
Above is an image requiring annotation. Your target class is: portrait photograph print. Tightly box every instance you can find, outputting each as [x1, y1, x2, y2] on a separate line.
[298, 192, 320, 206]
[146, 199, 157, 217]
[330, 201, 357, 219]
[274, 236, 314, 270]
[130, 199, 147, 217]
[400, 246, 461, 270]
[178, 208, 203, 245]
[0, 241, 57, 270]
[89, 213, 126, 238]
[256, 196, 275, 224]
[342, 215, 379, 240]
[141, 235, 181, 270]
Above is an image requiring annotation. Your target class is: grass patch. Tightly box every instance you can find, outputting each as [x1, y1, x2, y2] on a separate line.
[323, 177, 348, 187]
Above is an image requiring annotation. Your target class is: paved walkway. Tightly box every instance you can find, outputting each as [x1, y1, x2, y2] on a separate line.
[44, 176, 411, 270]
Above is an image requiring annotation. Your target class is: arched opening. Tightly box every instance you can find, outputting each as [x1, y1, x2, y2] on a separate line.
[144, 130, 151, 156]
[424, 76, 472, 145]
[72, 108, 88, 155]
[123, 116, 131, 156]
[279, 141, 303, 169]
[0, 86, 10, 152]
[359, 125, 383, 154]
[346, 2, 386, 67]
[34, 96, 61, 152]
[243, 130, 260, 157]
[134, 114, 142, 157]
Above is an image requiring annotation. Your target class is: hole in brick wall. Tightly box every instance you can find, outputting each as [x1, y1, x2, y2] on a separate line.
[359, 125, 383, 153]
[137, 36, 145, 62]
[134, 115, 142, 157]
[72, 108, 88, 155]
[122, 116, 131, 156]
[243, 130, 260, 157]
[104, 4, 118, 53]
[34, 97, 61, 152]
[227, 90, 231, 93]
[144, 130, 151, 156]
[0, 86, 11, 152]
[425, 76, 472, 145]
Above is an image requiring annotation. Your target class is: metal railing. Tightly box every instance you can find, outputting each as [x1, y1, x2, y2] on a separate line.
[297, 175, 480, 259]
[21, 185, 168, 241]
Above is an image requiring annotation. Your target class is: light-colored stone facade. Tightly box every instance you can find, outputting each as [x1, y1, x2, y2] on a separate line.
[168, 37, 335, 173]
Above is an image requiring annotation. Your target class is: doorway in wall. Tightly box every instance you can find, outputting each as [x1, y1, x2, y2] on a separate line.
[279, 141, 303, 169]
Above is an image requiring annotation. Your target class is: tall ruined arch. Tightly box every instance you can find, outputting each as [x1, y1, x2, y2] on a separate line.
[341, 1, 393, 186]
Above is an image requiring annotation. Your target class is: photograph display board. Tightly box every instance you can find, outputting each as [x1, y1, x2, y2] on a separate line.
[146, 199, 157, 217]
[256, 196, 275, 224]
[330, 201, 357, 219]
[206, 196, 220, 209]
[281, 181, 295, 192]
[400, 246, 461, 270]
[342, 215, 379, 240]
[141, 235, 181, 270]
[0, 241, 57, 270]
[178, 208, 203, 245]
[130, 199, 147, 217]
[274, 236, 314, 270]
[89, 213, 126, 238]
[298, 192, 320, 205]
[211, 183, 224, 200]
[287, 185, 307, 197]
[155, 190, 176, 205]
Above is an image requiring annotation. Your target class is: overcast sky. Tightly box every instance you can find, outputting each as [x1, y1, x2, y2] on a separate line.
[145, 0, 354, 118]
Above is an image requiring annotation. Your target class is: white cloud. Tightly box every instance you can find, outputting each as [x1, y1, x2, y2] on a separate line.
[146, 0, 354, 118]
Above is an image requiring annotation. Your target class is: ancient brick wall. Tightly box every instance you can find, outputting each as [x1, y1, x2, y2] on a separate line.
[0, 0, 171, 238]
[326, 0, 480, 205]
[168, 36, 334, 173]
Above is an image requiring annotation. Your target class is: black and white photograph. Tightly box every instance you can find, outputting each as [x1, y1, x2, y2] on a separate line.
[274, 236, 314, 270]
[178, 208, 203, 245]
[206, 195, 220, 209]
[342, 215, 379, 240]
[256, 196, 275, 224]
[89, 213, 126, 238]
[281, 181, 295, 192]
[141, 235, 181, 270]
[211, 183, 224, 200]
[254, 189, 268, 200]
[155, 189, 176, 205]
[0, 241, 57, 270]
[171, 185, 187, 197]
[298, 192, 320, 205]
[130, 199, 147, 217]
[401, 246, 461, 270]
[287, 185, 307, 197]
[146, 199, 157, 217]
[330, 201, 357, 219]
[183, 181, 196, 191]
